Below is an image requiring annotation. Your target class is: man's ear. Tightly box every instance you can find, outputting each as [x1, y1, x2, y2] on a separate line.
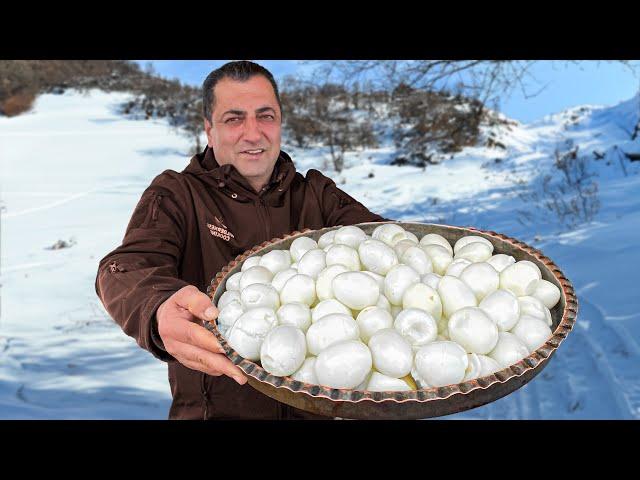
[204, 117, 215, 148]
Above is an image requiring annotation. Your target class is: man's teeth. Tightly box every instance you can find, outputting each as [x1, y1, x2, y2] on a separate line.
[245, 149, 263, 154]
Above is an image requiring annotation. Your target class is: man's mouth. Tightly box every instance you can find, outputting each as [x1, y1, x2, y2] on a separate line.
[240, 149, 265, 157]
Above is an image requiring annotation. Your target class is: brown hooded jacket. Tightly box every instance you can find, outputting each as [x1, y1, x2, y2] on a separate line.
[95, 146, 389, 419]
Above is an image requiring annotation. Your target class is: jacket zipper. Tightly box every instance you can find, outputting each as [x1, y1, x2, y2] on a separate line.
[201, 373, 209, 419]
[257, 197, 271, 241]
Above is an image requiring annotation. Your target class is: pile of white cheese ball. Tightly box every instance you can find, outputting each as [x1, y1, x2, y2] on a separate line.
[214, 224, 561, 391]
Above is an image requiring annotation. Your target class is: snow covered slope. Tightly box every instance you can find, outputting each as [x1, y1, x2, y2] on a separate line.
[1, 88, 638, 419]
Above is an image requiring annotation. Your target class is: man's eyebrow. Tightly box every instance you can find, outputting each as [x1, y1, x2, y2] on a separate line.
[221, 109, 245, 117]
[256, 107, 276, 114]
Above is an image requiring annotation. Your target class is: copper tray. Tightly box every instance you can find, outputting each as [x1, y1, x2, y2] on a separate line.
[204, 222, 578, 419]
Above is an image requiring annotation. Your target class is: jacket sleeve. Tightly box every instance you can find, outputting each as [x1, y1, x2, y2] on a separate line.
[306, 169, 393, 227]
[95, 173, 191, 362]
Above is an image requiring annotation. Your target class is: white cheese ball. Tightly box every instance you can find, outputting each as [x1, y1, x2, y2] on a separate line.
[367, 372, 412, 392]
[375, 293, 391, 312]
[459, 262, 500, 301]
[421, 272, 442, 290]
[315, 264, 350, 301]
[225, 271, 243, 292]
[488, 332, 530, 369]
[403, 231, 419, 244]
[332, 271, 380, 310]
[368, 328, 414, 378]
[227, 307, 277, 361]
[355, 370, 374, 391]
[500, 261, 541, 296]
[290, 236, 318, 263]
[401, 283, 442, 322]
[455, 241, 493, 263]
[401, 246, 433, 275]
[241, 255, 262, 271]
[356, 306, 394, 343]
[362, 271, 385, 292]
[311, 299, 352, 323]
[218, 290, 240, 311]
[240, 283, 281, 310]
[511, 315, 553, 353]
[519, 260, 542, 279]
[476, 354, 502, 376]
[463, 353, 482, 381]
[419, 233, 453, 255]
[271, 268, 298, 293]
[296, 248, 326, 280]
[358, 239, 398, 275]
[390, 231, 418, 247]
[437, 275, 478, 319]
[448, 307, 499, 354]
[217, 300, 244, 333]
[325, 244, 361, 271]
[260, 325, 307, 376]
[390, 304, 403, 320]
[414, 341, 468, 388]
[276, 302, 311, 332]
[411, 366, 430, 389]
[384, 264, 421, 306]
[333, 225, 367, 249]
[445, 258, 472, 277]
[373, 223, 407, 247]
[394, 239, 419, 259]
[486, 254, 516, 273]
[258, 250, 292, 275]
[531, 279, 561, 309]
[394, 308, 438, 350]
[480, 289, 521, 331]
[317, 230, 337, 249]
[371, 223, 387, 239]
[306, 313, 360, 355]
[420, 244, 453, 275]
[291, 357, 319, 384]
[239, 266, 273, 291]
[518, 296, 553, 326]
[453, 235, 493, 255]
[314, 340, 372, 389]
[280, 274, 316, 306]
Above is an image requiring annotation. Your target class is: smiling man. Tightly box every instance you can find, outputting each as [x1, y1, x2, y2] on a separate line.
[95, 61, 388, 420]
[204, 74, 282, 192]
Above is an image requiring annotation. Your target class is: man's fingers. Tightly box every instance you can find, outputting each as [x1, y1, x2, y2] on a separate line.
[175, 342, 247, 384]
[163, 319, 224, 353]
[172, 286, 218, 323]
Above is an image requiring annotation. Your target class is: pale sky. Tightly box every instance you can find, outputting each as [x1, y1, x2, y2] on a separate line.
[136, 60, 640, 123]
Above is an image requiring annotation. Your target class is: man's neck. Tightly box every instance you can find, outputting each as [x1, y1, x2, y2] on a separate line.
[248, 178, 267, 193]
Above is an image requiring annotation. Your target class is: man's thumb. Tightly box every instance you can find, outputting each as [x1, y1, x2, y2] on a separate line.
[203, 305, 218, 321]
[177, 287, 218, 322]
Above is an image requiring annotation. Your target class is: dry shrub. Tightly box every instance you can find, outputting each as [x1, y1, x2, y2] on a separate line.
[0, 90, 36, 116]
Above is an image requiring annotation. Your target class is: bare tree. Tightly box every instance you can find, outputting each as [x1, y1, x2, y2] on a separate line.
[309, 60, 639, 114]
[517, 143, 601, 229]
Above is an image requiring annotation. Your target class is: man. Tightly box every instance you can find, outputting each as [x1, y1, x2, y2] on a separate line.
[95, 61, 388, 420]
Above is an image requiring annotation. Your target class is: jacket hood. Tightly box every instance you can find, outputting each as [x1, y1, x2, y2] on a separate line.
[183, 146, 297, 206]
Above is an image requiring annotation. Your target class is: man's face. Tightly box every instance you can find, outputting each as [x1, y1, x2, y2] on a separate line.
[204, 75, 282, 186]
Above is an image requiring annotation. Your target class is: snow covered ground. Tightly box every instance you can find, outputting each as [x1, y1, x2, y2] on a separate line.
[1, 88, 638, 419]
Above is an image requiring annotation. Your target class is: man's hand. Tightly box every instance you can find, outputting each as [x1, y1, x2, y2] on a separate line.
[156, 285, 247, 385]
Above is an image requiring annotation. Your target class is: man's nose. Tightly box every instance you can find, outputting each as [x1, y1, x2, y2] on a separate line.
[242, 116, 262, 143]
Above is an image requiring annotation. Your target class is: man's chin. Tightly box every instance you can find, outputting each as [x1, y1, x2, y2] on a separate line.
[236, 156, 276, 177]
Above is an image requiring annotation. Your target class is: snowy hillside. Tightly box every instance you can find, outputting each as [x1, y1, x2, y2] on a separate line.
[1, 88, 639, 419]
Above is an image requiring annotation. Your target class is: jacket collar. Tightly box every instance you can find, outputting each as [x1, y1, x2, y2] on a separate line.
[183, 146, 297, 206]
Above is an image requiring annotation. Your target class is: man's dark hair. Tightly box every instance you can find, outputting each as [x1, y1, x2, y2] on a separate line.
[202, 60, 282, 122]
